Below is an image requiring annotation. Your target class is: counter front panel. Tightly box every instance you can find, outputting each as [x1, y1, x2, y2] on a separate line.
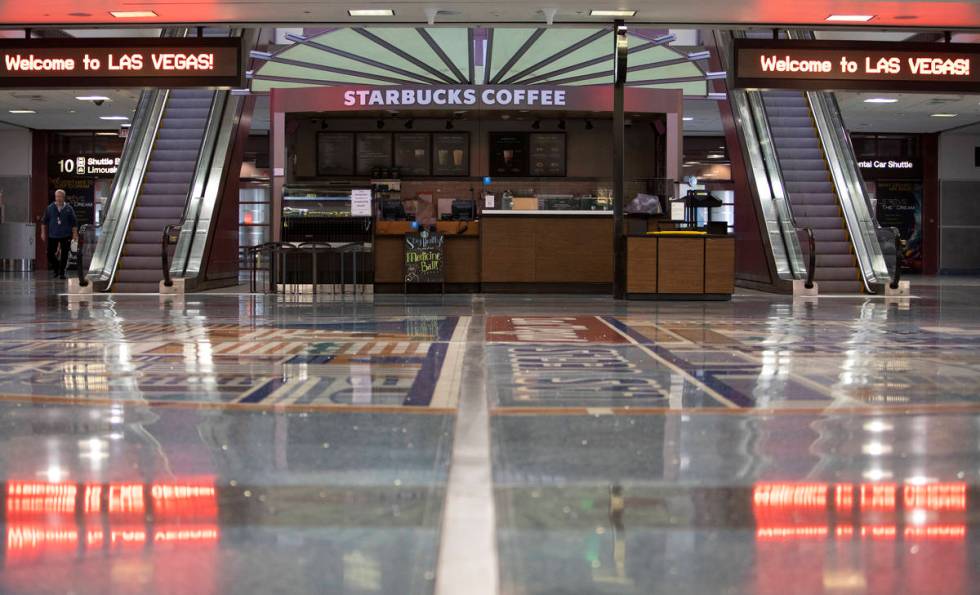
[482, 213, 613, 290]
[627, 234, 735, 300]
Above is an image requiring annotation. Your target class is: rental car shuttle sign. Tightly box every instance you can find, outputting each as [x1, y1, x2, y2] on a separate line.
[734, 39, 980, 92]
[0, 37, 242, 88]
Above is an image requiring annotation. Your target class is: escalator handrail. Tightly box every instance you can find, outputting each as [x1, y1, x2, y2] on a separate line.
[807, 90, 891, 293]
[718, 30, 808, 283]
[170, 28, 259, 281]
[85, 88, 168, 286]
[800, 226, 816, 289]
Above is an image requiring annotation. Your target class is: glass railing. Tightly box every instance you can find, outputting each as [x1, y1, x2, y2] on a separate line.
[713, 30, 807, 284]
[170, 28, 260, 282]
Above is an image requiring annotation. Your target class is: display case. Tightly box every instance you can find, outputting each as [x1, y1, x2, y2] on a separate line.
[282, 185, 372, 243]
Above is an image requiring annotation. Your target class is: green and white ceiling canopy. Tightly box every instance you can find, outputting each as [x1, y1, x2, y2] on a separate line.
[248, 27, 720, 97]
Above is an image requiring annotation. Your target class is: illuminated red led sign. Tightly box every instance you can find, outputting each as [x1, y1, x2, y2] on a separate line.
[0, 37, 242, 88]
[733, 40, 980, 93]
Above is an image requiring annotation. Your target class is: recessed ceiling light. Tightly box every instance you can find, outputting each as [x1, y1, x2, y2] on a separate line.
[76, 95, 111, 101]
[590, 9, 637, 17]
[9, 109, 35, 114]
[110, 10, 157, 18]
[95, 132, 118, 136]
[930, 113, 958, 117]
[99, 115, 129, 121]
[864, 97, 898, 103]
[348, 9, 395, 16]
[826, 14, 875, 22]
[682, 116, 694, 121]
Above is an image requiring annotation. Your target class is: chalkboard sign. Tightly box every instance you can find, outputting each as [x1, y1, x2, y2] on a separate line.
[432, 133, 470, 176]
[405, 232, 444, 285]
[489, 132, 529, 177]
[394, 133, 431, 176]
[529, 133, 566, 176]
[317, 132, 355, 176]
[356, 132, 393, 176]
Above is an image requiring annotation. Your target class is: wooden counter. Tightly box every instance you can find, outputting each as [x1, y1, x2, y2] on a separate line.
[481, 212, 613, 292]
[374, 220, 480, 291]
[627, 234, 734, 300]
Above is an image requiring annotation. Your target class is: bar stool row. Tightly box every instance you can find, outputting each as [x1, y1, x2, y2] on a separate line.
[247, 241, 372, 295]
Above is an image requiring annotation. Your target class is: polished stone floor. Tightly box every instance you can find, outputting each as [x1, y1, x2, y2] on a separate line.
[0, 274, 978, 594]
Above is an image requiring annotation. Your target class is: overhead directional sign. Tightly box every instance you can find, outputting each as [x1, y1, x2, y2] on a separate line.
[0, 37, 243, 88]
[733, 39, 980, 93]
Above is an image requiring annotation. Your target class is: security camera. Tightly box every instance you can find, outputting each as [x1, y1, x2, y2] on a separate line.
[93, 99, 105, 106]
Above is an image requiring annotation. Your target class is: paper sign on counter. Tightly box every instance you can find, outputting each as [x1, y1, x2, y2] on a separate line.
[351, 189, 372, 217]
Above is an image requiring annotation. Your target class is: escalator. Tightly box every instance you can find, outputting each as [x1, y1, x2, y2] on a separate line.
[112, 89, 213, 292]
[761, 90, 863, 293]
[709, 30, 893, 294]
[87, 28, 263, 293]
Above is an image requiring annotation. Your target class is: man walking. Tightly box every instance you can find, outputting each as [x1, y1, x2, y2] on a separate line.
[41, 189, 78, 279]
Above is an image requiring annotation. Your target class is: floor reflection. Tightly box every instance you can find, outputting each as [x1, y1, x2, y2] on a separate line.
[496, 481, 976, 595]
[0, 478, 444, 595]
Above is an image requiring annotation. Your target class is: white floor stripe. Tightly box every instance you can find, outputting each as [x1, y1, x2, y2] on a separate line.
[435, 315, 497, 595]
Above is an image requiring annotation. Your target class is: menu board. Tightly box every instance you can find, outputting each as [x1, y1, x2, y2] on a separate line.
[489, 132, 529, 177]
[316, 132, 355, 176]
[356, 132, 393, 176]
[394, 133, 431, 176]
[529, 133, 566, 177]
[405, 232, 444, 283]
[432, 133, 470, 176]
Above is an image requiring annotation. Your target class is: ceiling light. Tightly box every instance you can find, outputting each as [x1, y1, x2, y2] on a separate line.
[590, 9, 637, 17]
[76, 95, 110, 101]
[864, 97, 897, 104]
[348, 9, 395, 17]
[110, 10, 158, 18]
[8, 109, 35, 114]
[682, 116, 693, 121]
[931, 113, 958, 117]
[95, 132, 117, 136]
[100, 116, 129, 121]
[707, 153, 725, 159]
[826, 14, 875, 22]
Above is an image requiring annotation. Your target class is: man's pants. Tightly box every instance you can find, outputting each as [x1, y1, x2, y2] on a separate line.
[47, 237, 71, 277]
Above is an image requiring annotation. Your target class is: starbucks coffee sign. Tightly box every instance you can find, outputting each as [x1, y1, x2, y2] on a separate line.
[343, 86, 567, 109]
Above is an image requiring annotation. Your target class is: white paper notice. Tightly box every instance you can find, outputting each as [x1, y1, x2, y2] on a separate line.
[484, 193, 495, 209]
[351, 189, 372, 217]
